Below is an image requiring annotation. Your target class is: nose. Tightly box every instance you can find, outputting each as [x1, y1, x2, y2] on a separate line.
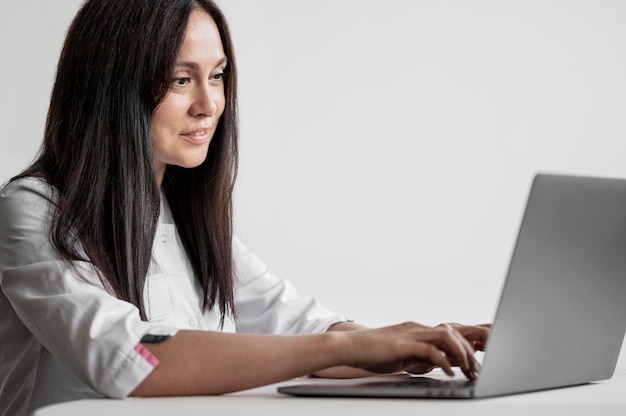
[190, 84, 217, 117]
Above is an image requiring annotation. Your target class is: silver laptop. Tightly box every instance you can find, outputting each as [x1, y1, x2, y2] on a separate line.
[278, 173, 626, 399]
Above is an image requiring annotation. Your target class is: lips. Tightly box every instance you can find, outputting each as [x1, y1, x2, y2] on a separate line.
[180, 126, 212, 144]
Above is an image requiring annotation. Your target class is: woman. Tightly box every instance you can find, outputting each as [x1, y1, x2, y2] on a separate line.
[0, 1, 489, 415]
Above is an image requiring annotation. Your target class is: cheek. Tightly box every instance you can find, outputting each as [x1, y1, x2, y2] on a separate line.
[150, 105, 178, 157]
[216, 91, 226, 118]
[152, 93, 188, 130]
[150, 115, 168, 150]
[151, 104, 167, 135]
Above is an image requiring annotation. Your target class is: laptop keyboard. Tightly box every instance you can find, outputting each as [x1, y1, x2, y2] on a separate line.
[358, 376, 476, 397]
[367, 376, 474, 389]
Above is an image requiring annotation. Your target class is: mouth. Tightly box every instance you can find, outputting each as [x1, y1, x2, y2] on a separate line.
[180, 128, 211, 144]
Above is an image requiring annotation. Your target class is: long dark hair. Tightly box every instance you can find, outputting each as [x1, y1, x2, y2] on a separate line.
[17, 0, 238, 325]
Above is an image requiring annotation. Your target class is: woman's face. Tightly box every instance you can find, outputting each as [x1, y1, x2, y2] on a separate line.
[151, 10, 227, 183]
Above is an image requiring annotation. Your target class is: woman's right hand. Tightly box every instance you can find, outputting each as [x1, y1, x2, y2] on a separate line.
[336, 322, 482, 380]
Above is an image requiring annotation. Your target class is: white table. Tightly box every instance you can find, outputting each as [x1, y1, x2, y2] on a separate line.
[34, 368, 626, 416]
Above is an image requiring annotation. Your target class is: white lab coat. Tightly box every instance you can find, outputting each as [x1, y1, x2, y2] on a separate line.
[0, 177, 346, 416]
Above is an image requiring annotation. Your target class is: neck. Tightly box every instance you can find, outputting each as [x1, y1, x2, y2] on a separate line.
[155, 162, 166, 187]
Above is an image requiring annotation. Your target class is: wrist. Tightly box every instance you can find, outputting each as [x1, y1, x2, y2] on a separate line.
[321, 329, 350, 368]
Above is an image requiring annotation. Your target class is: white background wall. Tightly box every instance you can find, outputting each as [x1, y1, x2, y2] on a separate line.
[1, 0, 625, 368]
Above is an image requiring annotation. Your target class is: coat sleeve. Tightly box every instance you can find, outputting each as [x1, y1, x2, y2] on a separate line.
[232, 236, 349, 334]
[0, 178, 178, 399]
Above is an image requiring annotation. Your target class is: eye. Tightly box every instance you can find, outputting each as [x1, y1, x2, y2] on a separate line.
[172, 77, 191, 87]
[210, 72, 225, 83]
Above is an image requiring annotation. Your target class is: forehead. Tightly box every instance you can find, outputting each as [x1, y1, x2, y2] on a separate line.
[178, 9, 225, 61]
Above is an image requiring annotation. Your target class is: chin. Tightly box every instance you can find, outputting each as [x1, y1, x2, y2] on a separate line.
[177, 149, 210, 169]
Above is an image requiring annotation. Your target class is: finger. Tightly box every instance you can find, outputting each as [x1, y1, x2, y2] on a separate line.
[473, 341, 487, 351]
[404, 363, 436, 375]
[470, 325, 491, 343]
[415, 343, 454, 377]
[449, 323, 491, 351]
[437, 324, 475, 365]
[431, 325, 478, 379]
[447, 328, 478, 378]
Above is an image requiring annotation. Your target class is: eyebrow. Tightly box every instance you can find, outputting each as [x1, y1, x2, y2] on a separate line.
[175, 57, 228, 70]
